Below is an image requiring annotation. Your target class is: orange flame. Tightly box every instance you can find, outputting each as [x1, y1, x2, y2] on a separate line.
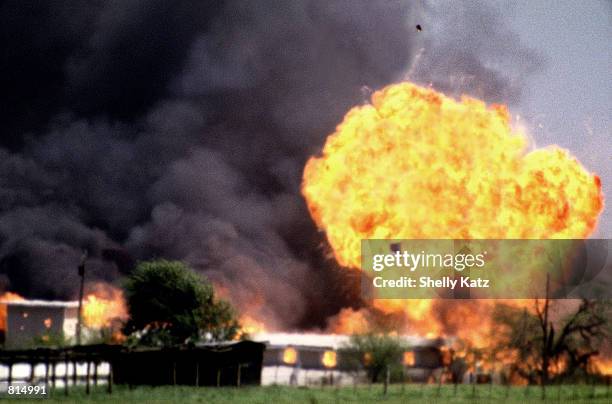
[326, 308, 369, 334]
[82, 284, 127, 329]
[303, 82, 602, 266]
[403, 351, 415, 366]
[0, 292, 25, 331]
[237, 315, 267, 338]
[302, 82, 603, 343]
[322, 350, 337, 368]
[592, 358, 612, 376]
[440, 346, 452, 366]
[283, 347, 298, 365]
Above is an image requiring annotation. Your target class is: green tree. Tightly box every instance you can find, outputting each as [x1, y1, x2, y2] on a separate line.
[123, 260, 239, 346]
[340, 333, 408, 384]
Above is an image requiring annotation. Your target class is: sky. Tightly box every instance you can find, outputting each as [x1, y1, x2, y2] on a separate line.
[510, 1, 611, 236]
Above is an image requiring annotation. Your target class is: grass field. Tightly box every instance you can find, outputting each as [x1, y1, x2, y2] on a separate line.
[4, 384, 612, 403]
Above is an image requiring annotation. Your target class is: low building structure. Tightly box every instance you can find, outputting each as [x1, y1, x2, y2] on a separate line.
[254, 333, 448, 385]
[0, 300, 78, 348]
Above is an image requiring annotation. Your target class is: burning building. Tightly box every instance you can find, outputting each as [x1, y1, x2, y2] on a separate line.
[0, 300, 78, 348]
[256, 333, 448, 385]
[0, 286, 127, 348]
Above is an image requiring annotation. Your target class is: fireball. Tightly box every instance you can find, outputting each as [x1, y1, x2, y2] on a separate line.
[302, 82, 604, 342]
[303, 82, 602, 269]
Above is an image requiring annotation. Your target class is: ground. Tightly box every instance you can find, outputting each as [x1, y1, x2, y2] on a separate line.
[4, 384, 611, 403]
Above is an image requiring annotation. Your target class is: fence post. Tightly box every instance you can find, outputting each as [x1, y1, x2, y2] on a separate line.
[29, 362, 35, 383]
[383, 365, 390, 395]
[217, 368, 221, 387]
[44, 358, 50, 386]
[237, 364, 241, 387]
[51, 361, 56, 388]
[64, 357, 69, 396]
[72, 360, 77, 387]
[195, 361, 199, 387]
[86, 360, 91, 395]
[107, 363, 113, 394]
[525, 383, 530, 399]
[471, 374, 476, 397]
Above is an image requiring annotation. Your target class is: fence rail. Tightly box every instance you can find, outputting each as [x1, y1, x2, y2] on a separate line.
[0, 341, 265, 395]
[0, 345, 117, 395]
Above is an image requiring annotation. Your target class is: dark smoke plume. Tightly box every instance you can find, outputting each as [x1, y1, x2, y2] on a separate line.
[0, 0, 540, 329]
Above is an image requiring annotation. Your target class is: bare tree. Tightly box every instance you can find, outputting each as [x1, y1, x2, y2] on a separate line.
[493, 282, 610, 391]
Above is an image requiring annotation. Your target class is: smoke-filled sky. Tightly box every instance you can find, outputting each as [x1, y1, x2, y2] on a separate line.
[0, 1, 609, 329]
[510, 1, 611, 237]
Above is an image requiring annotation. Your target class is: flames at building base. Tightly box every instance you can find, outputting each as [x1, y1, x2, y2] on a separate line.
[0, 283, 127, 340]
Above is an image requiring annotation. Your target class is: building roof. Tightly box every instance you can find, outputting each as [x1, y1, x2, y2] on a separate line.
[252, 333, 444, 349]
[0, 299, 79, 308]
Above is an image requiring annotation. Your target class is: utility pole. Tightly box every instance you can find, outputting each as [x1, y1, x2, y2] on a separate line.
[541, 272, 551, 400]
[76, 250, 88, 345]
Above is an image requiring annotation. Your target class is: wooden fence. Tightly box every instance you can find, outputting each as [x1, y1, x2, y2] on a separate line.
[0, 340, 265, 395]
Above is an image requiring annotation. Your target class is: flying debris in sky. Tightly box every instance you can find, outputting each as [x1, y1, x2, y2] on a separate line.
[360, 85, 373, 104]
[416, 24, 422, 31]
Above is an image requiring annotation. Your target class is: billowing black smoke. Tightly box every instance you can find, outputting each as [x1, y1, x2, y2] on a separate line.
[0, 0, 540, 329]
